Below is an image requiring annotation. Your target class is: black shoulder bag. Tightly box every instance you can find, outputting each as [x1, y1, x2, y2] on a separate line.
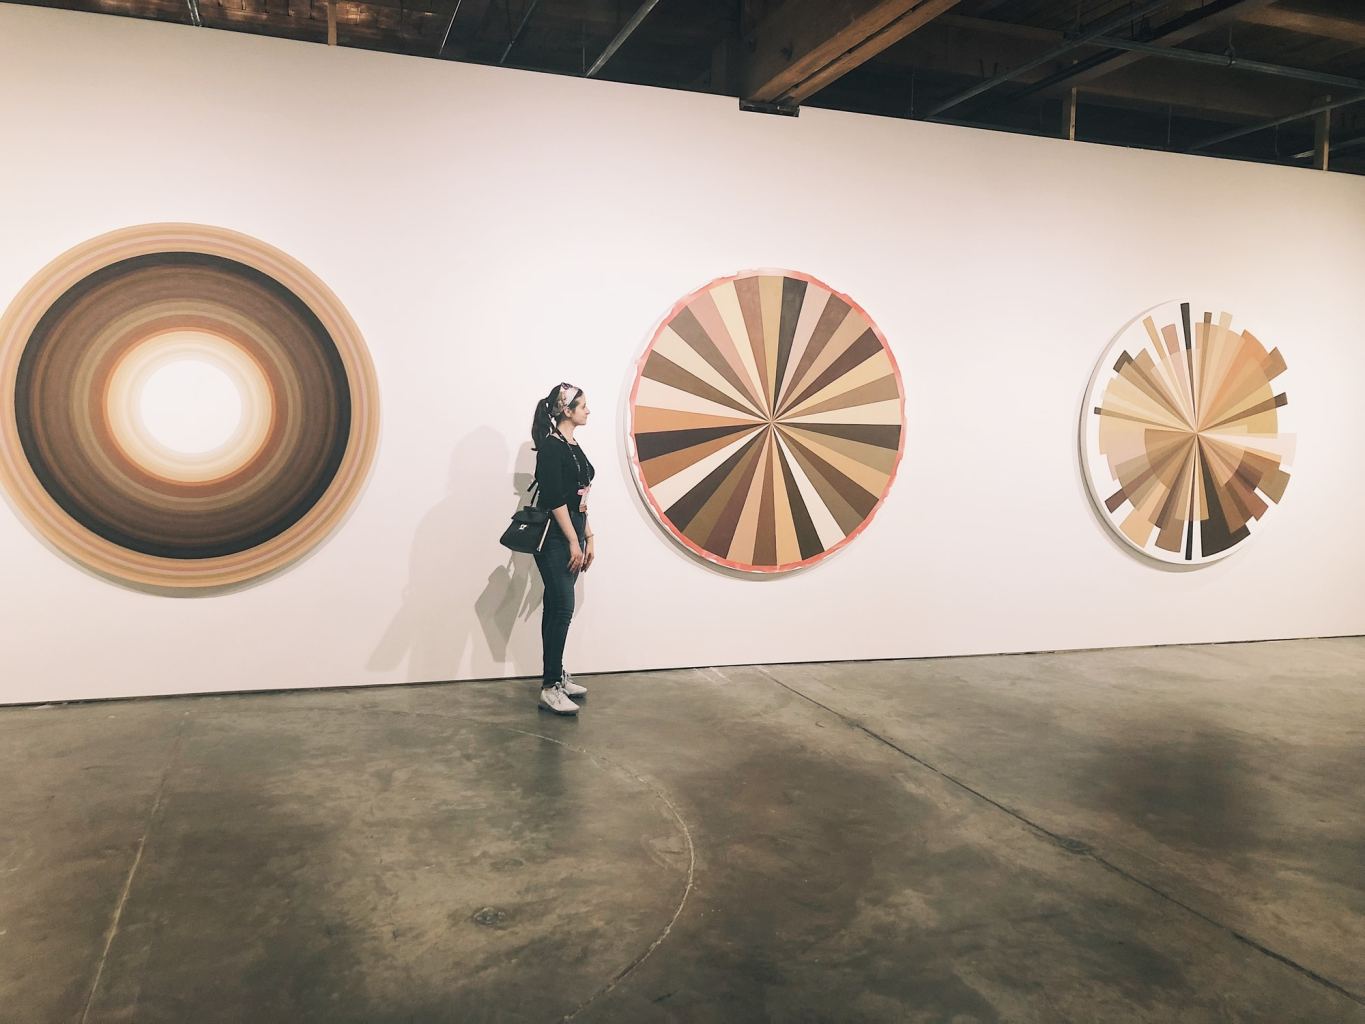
[500, 480, 552, 553]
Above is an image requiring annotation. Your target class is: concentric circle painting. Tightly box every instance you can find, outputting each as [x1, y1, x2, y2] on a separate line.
[1081, 300, 1293, 564]
[0, 224, 380, 589]
[628, 270, 905, 573]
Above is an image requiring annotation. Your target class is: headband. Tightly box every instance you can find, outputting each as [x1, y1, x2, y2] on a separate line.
[546, 383, 581, 419]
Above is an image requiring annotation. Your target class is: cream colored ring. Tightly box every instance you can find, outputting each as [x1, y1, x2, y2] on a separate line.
[105, 330, 275, 484]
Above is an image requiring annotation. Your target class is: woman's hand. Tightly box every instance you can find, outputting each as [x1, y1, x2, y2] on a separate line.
[582, 536, 596, 572]
[568, 542, 586, 573]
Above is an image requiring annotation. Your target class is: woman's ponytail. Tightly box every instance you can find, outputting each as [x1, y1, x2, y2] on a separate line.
[531, 388, 556, 450]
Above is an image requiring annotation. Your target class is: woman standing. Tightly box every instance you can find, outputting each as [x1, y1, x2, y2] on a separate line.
[530, 383, 596, 715]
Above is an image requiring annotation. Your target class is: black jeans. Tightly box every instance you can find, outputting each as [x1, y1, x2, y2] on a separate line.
[534, 509, 586, 687]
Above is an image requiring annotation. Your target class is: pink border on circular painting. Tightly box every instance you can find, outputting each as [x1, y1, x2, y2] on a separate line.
[626, 268, 907, 574]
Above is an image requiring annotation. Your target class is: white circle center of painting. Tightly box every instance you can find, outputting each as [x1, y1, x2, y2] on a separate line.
[139, 356, 244, 454]
[105, 329, 275, 484]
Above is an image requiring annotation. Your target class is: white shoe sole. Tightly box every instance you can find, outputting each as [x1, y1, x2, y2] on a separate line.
[538, 697, 579, 715]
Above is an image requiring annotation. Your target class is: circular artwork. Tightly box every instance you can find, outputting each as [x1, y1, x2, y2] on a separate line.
[1081, 300, 1293, 564]
[628, 269, 905, 573]
[0, 224, 380, 589]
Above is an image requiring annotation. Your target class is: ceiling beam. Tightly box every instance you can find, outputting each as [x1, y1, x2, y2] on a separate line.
[1086, 35, 1365, 93]
[586, 0, 663, 78]
[450, 0, 717, 61]
[436, 0, 463, 56]
[923, 0, 1170, 117]
[1011, 0, 1281, 102]
[935, 13, 1051, 43]
[866, 19, 1317, 120]
[1237, 4, 1365, 46]
[1191, 91, 1365, 150]
[1293, 132, 1365, 161]
[500, 0, 542, 64]
[1314, 98, 1331, 170]
[744, 0, 964, 105]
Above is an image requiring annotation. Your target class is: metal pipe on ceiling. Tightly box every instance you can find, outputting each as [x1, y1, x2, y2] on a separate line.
[500, 0, 543, 65]
[1088, 36, 1365, 92]
[438, 0, 464, 56]
[995, 0, 1281, 108]
[924, 0, 1172, 119]
[1190, 92, 1365, 151]
[1292, 133, 1365, 161]
[586, 0, 665, 78]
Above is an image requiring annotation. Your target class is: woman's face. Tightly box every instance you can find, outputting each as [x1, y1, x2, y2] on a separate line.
[567, 395, 590, 428]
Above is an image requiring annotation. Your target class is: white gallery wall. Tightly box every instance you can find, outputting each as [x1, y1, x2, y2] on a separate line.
[2, 3, 1363, 705]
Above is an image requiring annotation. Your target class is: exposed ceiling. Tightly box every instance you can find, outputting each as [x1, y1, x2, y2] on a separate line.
[11, 0, 1365, 175]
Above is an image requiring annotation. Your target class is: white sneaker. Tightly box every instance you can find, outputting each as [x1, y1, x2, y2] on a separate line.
[560, 670, 587, 699]
[538, 685, 579, 715]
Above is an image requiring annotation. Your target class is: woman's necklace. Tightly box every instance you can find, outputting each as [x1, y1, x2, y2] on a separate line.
[562, 434, 589, 513]
[559, 431, 586, 477]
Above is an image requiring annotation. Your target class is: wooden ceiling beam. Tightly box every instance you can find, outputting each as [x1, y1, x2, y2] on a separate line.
[743, 0, 964, 105]
[1237, 4, 1365, 46]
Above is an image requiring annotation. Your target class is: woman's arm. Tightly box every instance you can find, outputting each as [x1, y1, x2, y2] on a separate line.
[550, 505, 585, 571]
[551, 504, 577, 541]
[582, 514, 595, 572]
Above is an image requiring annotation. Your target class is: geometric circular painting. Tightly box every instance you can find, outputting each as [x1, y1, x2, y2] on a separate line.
[628, 269, 905, 573]
[0, 224, 380, 590]
[1081, 300, 1292, 564]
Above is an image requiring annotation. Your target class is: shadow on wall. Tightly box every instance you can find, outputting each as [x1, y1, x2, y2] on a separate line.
[369, 429, 584, 683]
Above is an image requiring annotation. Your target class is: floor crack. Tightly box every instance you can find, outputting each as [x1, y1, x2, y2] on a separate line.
[753, 665, 1365, 1008]
[79, 715, 188, 1024]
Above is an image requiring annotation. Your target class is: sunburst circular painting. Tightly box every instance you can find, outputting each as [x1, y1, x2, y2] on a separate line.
[628, 270, 906, 573]
[1082, 300, 1293, 564]
[0, 224, 380, 589]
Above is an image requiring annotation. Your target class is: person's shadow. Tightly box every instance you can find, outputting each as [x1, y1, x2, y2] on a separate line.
[474, 443, 546, 661]
[368, 429, 546, 683]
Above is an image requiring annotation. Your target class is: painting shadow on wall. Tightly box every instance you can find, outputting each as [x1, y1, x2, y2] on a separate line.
[368, 432, 549, 683]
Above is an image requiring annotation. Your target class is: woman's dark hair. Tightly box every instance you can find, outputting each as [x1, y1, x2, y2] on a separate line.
[531, 382, 584, 449]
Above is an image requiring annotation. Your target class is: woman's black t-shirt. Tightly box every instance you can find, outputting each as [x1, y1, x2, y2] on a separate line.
[535, 434, 595, 513]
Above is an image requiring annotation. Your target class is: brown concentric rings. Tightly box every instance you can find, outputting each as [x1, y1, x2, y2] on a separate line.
[0, 224, 380, 589]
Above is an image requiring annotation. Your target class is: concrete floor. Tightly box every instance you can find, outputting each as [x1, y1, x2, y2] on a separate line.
[2, 638, 1363, 1023]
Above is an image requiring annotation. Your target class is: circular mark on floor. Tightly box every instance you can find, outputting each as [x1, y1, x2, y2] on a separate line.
[79, 706, 693, 1024]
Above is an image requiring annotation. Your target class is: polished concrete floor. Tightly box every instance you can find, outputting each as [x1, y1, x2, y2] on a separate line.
[2, 637, 1363, 1023]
